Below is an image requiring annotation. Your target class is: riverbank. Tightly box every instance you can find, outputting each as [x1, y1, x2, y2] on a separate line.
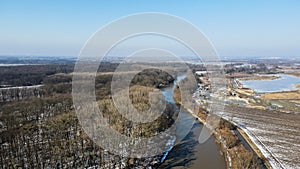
[187, 107, 270, 169]
[158, 75, 226, 169]
[173, 86, 268, 169]
[185, 108, 231, 168]
[157, 110, 226, 169]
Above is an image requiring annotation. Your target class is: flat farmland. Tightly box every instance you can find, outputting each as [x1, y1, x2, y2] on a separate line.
[219, 106, 300, 169]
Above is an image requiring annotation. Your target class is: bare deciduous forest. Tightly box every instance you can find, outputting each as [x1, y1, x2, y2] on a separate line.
[0, 64, 177, 168]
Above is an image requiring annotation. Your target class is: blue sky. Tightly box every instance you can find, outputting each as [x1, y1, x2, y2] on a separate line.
[0, 0, 299, 58]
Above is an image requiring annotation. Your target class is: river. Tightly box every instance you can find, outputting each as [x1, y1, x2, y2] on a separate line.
[158, 75, 226, 169]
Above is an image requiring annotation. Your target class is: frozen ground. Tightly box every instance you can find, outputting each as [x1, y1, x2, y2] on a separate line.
[219, 106, 300, 169]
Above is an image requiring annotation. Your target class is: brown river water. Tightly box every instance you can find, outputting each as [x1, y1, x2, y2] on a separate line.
[158, 76, 226, 169]
[158, 111, 226, 169]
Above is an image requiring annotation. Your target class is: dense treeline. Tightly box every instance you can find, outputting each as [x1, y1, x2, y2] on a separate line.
[130, 69, 174, 88]
[0, 65, 74, 87]
[224, 63, 278, 75]
[0, 62, 120, 87]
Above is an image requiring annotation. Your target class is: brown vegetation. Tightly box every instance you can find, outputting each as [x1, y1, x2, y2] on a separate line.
[173, 85, 181, 104]
[285, 71, 300, 78]
[216, 119, 265, 169]
[239, 75, 279, 81]
[260, 90, 300, 100]
[0, 65, 176, 168]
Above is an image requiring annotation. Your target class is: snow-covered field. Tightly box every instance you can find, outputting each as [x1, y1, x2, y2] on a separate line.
[219, 106, 300, 169]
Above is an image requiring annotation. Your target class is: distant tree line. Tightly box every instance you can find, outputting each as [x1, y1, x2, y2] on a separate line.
[0, 65, 74, 87]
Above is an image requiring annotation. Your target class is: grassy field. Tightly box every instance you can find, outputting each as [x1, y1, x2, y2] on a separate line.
[260, 90, 300, 100]
[238, 75, 279, 81]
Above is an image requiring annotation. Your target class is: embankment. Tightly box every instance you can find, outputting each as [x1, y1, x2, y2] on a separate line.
[173, 86, 269, 169]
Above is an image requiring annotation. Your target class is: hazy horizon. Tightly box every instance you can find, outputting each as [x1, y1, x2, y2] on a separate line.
[1, 0, 300, 57]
